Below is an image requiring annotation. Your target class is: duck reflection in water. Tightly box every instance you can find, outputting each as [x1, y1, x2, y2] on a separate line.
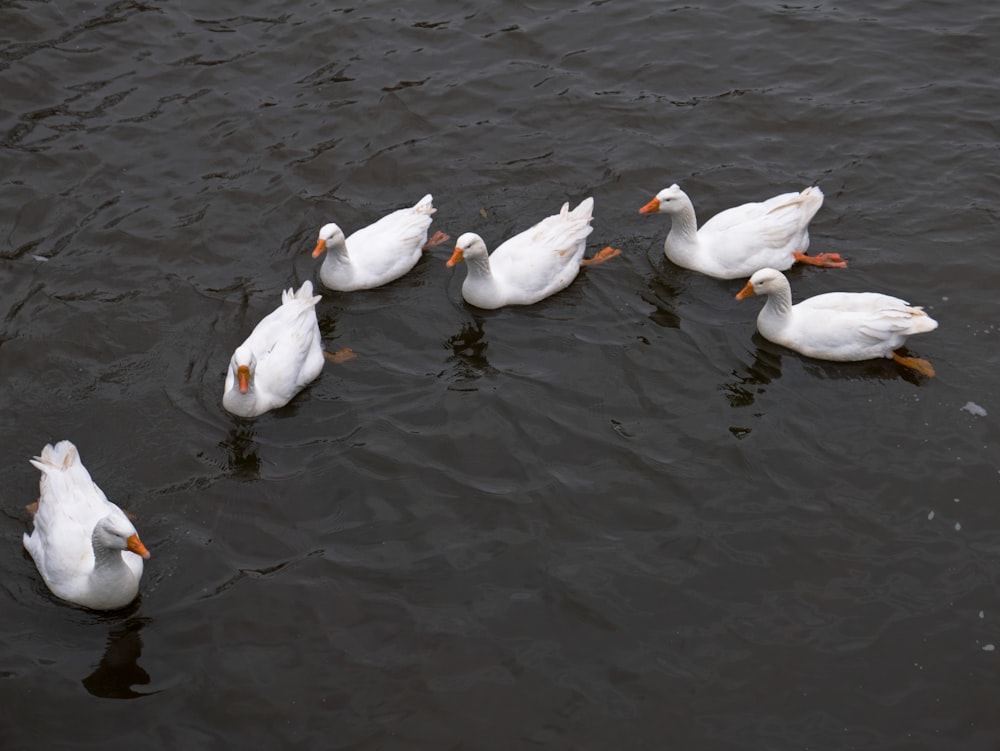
[445, 318, 495, 383]
[640, 274, 683, 330]
[722, 335, 785, 409]
[725, 331, 930, 411]
[219, 425, 261, 479]
[82, 617, 155, 699]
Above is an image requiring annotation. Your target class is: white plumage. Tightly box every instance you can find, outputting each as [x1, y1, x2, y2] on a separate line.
[223, 280, 325, 417]
[312, 193, 448, 291]
[736, 267, 938, 375]
[446, 197, 619, 309]
[639, 184, 845, 279]
[23, 440, 150, 610]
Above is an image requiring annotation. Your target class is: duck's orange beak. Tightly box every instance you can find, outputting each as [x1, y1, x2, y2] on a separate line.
[237, 364, 251, 393]
[639, 197, 660, 214]
[127, 533, 151, 560]
[312, 238, 327, 258]
[446, 246, 465, 267]
[735, 281, 756, 300]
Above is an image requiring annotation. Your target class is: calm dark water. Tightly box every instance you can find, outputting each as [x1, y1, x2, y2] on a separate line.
[2, 1, 999, 749]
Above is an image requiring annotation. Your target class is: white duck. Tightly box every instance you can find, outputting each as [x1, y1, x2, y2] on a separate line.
[736, 267, 938, 376]
[638, 184, 846, 279]
[312, 193, 449, 291]
[223, 280, 326, 417]
[23, 441, 150, 610]
[446, 197, 620, 309]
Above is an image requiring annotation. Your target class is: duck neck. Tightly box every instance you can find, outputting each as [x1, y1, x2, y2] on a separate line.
[91, 529, 128, 574]
[322, 238, 353, 271]
[328, 237, 351, 262]
[223, 384, 259, 417]
[461, 253, 506, 308]
[664, 203, 701, 263]
[759, 284, 794, 330]
[464, 253, 494, 283]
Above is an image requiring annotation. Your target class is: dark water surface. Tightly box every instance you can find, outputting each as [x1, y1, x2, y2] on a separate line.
[2, 1, 999, 748]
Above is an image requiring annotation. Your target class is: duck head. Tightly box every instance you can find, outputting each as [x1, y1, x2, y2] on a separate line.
[231, 345, 257, 394]
[736, 268, 785, 299]
[94, 512, 150, 560]
[312, 223, 346, 258]
[639, 184, 687, 215]
[447, 232, 489, 267]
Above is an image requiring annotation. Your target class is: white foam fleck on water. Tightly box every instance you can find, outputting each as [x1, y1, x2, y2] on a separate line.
[982, 644, 995, 652]
[979, 611, 985, 619]
[962, 401, 987, 417]
[955, 521, 962, 531]
[928, 510, 935, 520]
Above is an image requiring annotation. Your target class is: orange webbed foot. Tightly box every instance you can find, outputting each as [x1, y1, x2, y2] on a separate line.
[423, 231, 450, 250]
[892, 352, 935, 377]
[25, 500, 39, 518]
[324, 347, 357, 364]
[794, 251, 848, 268]
[580, 246, 622, 266]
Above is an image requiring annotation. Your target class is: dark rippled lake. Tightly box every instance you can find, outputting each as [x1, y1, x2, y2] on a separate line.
[2, 1, 999, 748]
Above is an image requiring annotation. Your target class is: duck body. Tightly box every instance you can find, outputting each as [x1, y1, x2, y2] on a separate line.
[640, 184, 844, 279]
[737, 268, 938, 374]
[23, 441, 150, 610]
[448, 197, 612, 309]
[312, 194, 446, 291]
[223, 280, 325, 418]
